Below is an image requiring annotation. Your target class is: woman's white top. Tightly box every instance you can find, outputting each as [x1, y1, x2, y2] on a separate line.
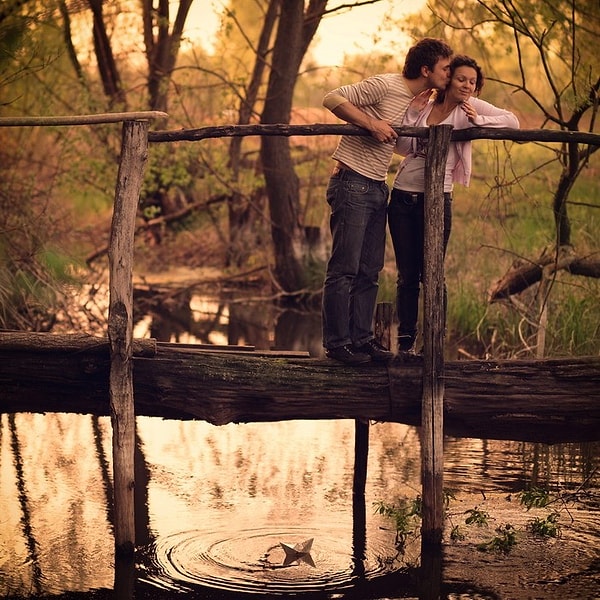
[393, 97, 520, 192]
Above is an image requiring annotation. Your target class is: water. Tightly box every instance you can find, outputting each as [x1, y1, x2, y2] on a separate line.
[2, 414, 599, 599]
[1, 293, 599, 599]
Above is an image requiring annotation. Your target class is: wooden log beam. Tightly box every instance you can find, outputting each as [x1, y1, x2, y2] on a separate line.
[0, 111, 167, 127]
[0, 332, 157, 355]
[147, 123, 600, 146]
[0, 338, 599, 444]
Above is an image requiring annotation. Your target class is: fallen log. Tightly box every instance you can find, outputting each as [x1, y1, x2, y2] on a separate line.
[1, 333, 599, 444]
[488, 246, 600, 302]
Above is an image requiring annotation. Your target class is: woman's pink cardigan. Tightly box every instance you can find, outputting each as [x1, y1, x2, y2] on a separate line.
[396, 97, 520, 187]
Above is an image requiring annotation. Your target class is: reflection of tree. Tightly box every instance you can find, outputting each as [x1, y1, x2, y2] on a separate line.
[352, 422, 368, 577]
[7, 414, 42, 595]
[134, 288, 310, 347]
[134, 288, 194, 342]
[274, 308, 323, 357]
[228, 300, 273, 350]
[92, 415, 114, 527]
[134, 431, 152, 548]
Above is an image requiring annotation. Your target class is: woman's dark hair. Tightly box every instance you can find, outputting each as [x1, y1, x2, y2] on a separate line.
[402, 38, 453, 79]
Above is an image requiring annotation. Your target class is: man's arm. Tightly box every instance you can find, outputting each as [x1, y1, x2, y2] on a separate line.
[324, 92, 397, 143]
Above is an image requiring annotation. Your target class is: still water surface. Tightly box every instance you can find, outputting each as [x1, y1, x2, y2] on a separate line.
[2, 415, 599, 599]
[1, 295, 599, 599]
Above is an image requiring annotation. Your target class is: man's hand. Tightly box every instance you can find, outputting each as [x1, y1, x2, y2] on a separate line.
[366, 117, 398, 144]
[332, 101, 397, 144]
[409, 89, 436, 112]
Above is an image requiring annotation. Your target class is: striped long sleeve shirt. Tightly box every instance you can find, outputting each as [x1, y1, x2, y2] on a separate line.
[323, 73, 413, 181]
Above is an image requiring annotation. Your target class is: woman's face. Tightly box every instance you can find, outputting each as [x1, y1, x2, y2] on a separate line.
[447, 65, 478, 103]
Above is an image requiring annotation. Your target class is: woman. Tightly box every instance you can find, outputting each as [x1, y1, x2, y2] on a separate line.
[388, 55, 519, 356]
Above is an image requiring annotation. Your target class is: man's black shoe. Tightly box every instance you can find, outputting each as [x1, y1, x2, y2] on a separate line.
[355, 339, 394, 362]
[326, 344, 371, 365]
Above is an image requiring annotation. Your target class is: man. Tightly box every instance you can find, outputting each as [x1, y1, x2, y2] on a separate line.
[322, 38, 453, 365]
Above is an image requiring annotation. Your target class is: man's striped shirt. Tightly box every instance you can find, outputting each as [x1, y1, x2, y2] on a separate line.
[324, 73, 413, 181]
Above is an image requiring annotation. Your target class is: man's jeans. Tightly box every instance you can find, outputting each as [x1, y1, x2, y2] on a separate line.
[388, 189, 452, 344]
[322, 168, 388, 349]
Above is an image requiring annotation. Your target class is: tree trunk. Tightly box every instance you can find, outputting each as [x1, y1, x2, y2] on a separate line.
[227, 0, 279, 268]
[142, 0, 193, 116]
[87, 0, 126, 107]
[259, 0, 327, 293]
[488, 245, 600, 301]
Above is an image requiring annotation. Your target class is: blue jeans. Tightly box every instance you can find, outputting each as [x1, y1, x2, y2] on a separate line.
[322, 169, 389, 349]
[388, 189, 452, 343]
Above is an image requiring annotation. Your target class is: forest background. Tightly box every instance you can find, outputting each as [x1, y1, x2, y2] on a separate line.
[1, 0, 599, 359]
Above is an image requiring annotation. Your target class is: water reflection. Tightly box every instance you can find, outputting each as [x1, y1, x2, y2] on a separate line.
[1, 413, 599, 599]
[0, 413, 114, 595]
[132, 289, 325, 356]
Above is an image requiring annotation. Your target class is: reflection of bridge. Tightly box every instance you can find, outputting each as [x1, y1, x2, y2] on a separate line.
[2, 332, 599, 445]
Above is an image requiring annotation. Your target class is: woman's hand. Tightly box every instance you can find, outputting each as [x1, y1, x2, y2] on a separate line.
[460, 100, 478, 122]
[410, 89, 436, 112]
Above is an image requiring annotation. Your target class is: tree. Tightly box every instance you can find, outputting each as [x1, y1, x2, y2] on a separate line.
[3, 0, 395, 330]
[413, 0, 599, 295]
[0, 1, 85, 331]
[224, 0, 280, 267]
[260, 0, 328, 295]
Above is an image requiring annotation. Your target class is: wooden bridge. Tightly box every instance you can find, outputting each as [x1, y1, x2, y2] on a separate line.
[1, 112, 599, 565]
[2, 332, 599, 445]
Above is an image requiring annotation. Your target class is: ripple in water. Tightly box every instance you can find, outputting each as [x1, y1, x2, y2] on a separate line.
[141, 525, 402, 595]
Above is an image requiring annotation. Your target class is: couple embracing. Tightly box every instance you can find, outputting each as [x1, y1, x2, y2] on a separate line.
[321, 38, 519, 365]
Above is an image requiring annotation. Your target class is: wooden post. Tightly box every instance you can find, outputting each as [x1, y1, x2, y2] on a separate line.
[421, 124, 452, 553]
[374, 302, 394, 351]
[108, 120, 149, 557]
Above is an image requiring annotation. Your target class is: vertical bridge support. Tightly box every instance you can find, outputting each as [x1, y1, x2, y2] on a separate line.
[420, 124, 452, 574]
[108, 120, 149, 557]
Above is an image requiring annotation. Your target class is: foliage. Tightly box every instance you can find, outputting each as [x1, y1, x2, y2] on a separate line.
[374, 489, 459, 552]
[518, 486, 552, 510]
[476, 523, 518, 554]
[0, 138, 81, 331]
[376, 480, 593, 559]
[141, 144, 194, 203]
[527, 512, 562, 538]
[374, 497, 422, 550]
[464, 506, 490, 526]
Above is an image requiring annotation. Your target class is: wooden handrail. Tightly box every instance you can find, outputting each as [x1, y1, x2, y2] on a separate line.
[147, 123, 600, 145]
[0, 111, 167, 127]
